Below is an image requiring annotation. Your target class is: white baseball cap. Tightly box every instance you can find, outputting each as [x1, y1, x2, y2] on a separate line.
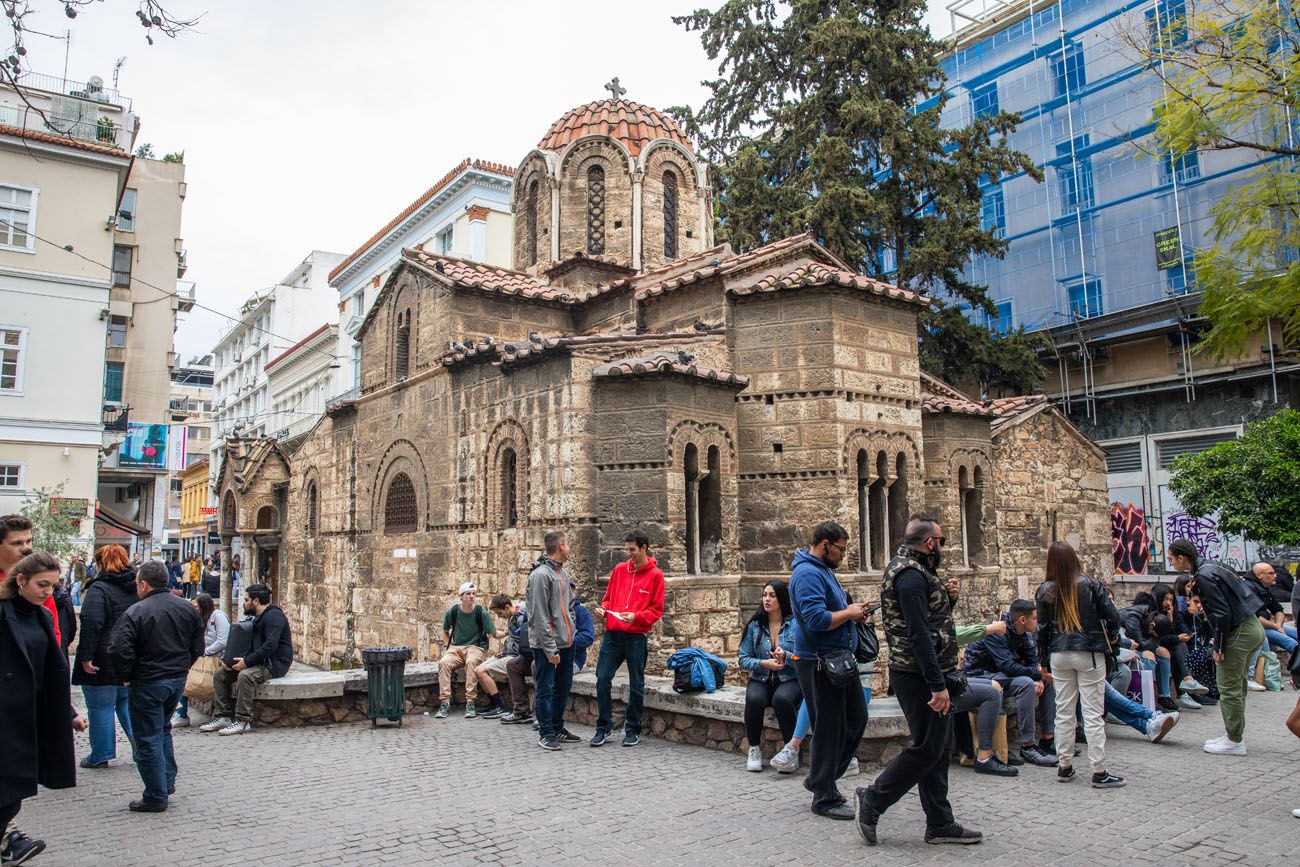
[458, 581, 476, 595]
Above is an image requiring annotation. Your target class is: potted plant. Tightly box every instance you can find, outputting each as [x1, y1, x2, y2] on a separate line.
[96, 116, 117, 143]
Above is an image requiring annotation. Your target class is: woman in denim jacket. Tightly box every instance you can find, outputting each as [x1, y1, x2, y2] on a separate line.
[739, 579, 802, 772]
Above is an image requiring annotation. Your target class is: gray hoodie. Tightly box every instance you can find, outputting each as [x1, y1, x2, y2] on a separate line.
[525, 556, 575, 656]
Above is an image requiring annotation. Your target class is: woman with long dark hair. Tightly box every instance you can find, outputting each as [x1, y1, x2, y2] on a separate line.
[172, 593, 231, 728]
[738, 579, 802, 772]
[1036, 541, 1125, 789]
[1, 552, 88, 863]
[71, 544, 138, 768]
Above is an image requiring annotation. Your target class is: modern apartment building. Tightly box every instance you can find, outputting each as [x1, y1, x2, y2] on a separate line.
[939, 0, 1297, 573]
[0, 71, 133, 534]
[164, 356, 214, 554]
[266, 323, 338, 441]
[328, 158, 513, 403]
[209, 251, 344, 482]
[178, 457, 211, 560]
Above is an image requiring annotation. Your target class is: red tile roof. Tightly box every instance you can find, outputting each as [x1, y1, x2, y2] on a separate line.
[438, 329, 725, 371]
[329, 158, 514, 282]
[404, 249, 569, 301]
[538, 99, 692, 158]
[736, 262, 928, 307]
[265, 323, 334, 372]
[594, 352, 748, 389]
[0, 123, 127, 156]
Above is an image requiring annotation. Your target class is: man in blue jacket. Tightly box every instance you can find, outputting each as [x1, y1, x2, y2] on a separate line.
[789, 521, 867, 820]
[960, 599, 1056, 766]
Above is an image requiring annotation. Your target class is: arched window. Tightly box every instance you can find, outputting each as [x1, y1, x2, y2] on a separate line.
[962, 466, 985, 566]
[856, 449, 871, 571]
[888, 453, 910, 553]
[221, 490, 237, 533]
[526, 179, 539, 266]
[500, 446, 518, 529]
[662, 169, 679, 259]
[395, 309, 410, 380]
[306, 482, 318, 536]
[256, 506, 278, 530]
[869, 452, 889, 569]
[684, 443, 722, 574]
[586, 165, 605, 255]
[384, 472, 418, 534]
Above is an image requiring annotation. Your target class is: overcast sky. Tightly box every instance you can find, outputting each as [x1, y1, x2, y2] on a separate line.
[20, 0, 957, 360]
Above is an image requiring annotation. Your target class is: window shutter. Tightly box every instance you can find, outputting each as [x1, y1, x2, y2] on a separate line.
[1103, 442, 1142, 474]
[1157, 432, 1236, 469]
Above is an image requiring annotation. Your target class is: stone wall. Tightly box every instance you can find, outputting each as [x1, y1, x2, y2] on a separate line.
[556, 139, 634, 266]
[640, 145, 705, 272]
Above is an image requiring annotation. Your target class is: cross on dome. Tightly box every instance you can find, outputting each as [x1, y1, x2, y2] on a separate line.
[604, 77, 627, 99]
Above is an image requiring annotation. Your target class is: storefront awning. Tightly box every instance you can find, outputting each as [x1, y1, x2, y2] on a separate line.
[95, 505, 152, 539]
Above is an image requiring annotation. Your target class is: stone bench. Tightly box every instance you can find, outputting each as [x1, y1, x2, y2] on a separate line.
[191, 659, 909, 766]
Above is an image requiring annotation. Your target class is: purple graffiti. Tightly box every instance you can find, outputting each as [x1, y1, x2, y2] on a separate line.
[1164, 511, 1221, 557]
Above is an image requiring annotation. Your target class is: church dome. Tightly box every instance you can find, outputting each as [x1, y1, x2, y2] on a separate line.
[537, 98, 693, 158]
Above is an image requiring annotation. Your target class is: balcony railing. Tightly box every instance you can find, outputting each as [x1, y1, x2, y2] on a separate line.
[103, 404, 130, 432]
[326, 385, 359, 409]
[6, 72, 130, 108]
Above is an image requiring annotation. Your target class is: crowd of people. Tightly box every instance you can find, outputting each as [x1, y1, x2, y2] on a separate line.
[0, 512, 295, 863]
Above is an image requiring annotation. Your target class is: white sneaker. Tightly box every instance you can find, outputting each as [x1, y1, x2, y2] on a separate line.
[171, 714, 191, 728]
[746, 746, 762, 772]
[198, 716, 231, 733]
[218, 720, 252, 736]
[1145, 711, 1178, 743]
[1246, 680, 1266, 692]
[1177, 693, 1202, 710]
[1179, 677, 1209, 695]
[1292, 808, 1300, 819]
[838, 757, 860, 779]
[1203, 737, 1246, 756]
[1203, 734, 1228, 748]
[769, 743, 800, 774]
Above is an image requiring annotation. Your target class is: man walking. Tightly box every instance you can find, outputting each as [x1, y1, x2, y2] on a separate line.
[525, 531, 578, 750]
[591, 531, 665, 748]
[789, 521, 867, 820]
[856, 515, 982, 846]
[1169, 539, 1265, 756]
[202, 583, 294, 736]
[106, 561, 204, 813]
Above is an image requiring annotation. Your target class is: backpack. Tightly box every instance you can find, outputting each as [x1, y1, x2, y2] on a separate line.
[506, 609, 531, 657]
[672, 666, 702, 694]
[448, 605, 491, 648]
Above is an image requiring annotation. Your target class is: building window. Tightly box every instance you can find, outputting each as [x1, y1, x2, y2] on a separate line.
[307, 482, 318, 536]
[500, 446, 518, 529]
[887, 453, 910, 553]
[988, 299, 1013, 335]
[683, 442, 721, 574]
[112, 244, 133, 287]
[117, 188, 136, 232]
[1056, 136, 1094, 212]
[383, 472, 418, 534]
[960, 466, 985, 567]
[187, 426, 209, 439]
[525, 180, 539, 266]
[1051, 41, 1087, 98]
[0, 184, 36, 250]
[1160, 149, 1200, 186]
[869, 451, 889, 570]
[395, 309, 410, 379]
[107, 315, 128, 348]
[0, 327, 26, 391]
[170, 478, 183, 494]
[1166, 258, 1196, 294]
[104, 361, 124, 402]
[981, 186, 1005, 236]
[0, 463, 22, 489]
[436, 226, 453, 254]
[971, 82, 998, 119]
[1146, 0, 1188, 48]
[856, 450, 872, 571]
[1067, 277, 1103, 319]
[663, 169, 679, 260]
[586, 164, 606, 255]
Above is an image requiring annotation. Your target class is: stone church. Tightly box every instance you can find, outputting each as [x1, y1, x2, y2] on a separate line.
[214, 94, 1111, 670]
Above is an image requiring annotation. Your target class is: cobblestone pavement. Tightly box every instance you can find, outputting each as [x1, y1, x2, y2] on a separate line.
[25, 688, 1300, 865]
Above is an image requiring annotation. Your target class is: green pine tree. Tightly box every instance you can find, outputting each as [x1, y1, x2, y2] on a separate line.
[673, 0, 1046, 393]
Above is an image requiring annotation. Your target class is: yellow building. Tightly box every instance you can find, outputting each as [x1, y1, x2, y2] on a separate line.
[179, 458, 211, 559]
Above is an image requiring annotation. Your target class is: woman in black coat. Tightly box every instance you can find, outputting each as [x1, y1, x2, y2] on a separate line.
[71, 544, 138, 767]
[0, 552, 87, 856]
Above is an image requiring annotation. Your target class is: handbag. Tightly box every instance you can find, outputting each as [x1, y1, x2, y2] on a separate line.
[854, 607, 881, 665]
[818, 647, 860, 688]
[184, 655, 219, 702]
[943, 670, 969, 698]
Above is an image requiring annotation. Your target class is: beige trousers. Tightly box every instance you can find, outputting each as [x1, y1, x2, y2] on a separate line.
[438, 645, 487, 702]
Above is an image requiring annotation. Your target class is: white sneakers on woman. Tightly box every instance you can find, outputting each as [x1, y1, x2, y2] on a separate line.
[746, 746, 763, 772]
[769, 743, 800, 773]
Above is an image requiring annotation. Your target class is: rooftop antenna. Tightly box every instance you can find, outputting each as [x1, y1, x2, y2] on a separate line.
[61, 29, 71, 93]
[113, 56, 126, 89]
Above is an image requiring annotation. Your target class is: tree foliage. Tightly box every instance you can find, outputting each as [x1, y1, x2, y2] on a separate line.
[1134, 0, 1300, 359]
[673, 0, 1046, 393]
[1167, 409, 1300, 545]
[19, 483, 84, 561]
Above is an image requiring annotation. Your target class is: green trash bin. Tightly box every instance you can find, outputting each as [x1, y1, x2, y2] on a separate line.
[362, 646, 412, 728]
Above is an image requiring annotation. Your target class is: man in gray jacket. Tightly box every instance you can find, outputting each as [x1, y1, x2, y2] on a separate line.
[526, 530, 578, 750]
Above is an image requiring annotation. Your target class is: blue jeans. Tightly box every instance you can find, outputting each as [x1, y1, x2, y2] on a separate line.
[532, 647, 575, 740]
[81, 684, 134, 763]
[128, 676, 187, 805]
[793, 686, 872, 740]
[1141, 654, 1172, 697]
[1265, 626, 1298, 654]
[1104, 681, 1152, 735]
[595, 632, 648, 735]
[175, 695, 189, 718]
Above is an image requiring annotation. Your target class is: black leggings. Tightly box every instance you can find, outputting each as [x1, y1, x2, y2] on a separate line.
[743, 677, 802, 745]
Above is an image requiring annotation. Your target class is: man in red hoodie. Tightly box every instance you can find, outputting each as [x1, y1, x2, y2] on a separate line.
[590, 531, 665, 747]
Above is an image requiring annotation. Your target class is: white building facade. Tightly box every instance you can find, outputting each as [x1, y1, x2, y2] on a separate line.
[266, 323, 337, 441]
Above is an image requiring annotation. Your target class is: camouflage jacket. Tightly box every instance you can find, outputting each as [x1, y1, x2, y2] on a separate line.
[881, 547, 958, 680]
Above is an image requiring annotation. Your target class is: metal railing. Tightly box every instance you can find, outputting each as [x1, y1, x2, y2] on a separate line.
[6, 71, 131, 108]
[103, 404, 130, 432]
[326, 385, 359, 409]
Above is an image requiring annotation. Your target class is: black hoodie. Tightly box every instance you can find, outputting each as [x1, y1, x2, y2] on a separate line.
[72, 567, 138, 686]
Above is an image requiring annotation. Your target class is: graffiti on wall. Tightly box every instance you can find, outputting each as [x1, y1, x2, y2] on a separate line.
[1158, 485, 1258, 572]
[1110, 502, 1150, 575]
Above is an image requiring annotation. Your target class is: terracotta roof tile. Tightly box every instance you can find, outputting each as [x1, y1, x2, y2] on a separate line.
[0, 123, 127, 156]
[594, 351, 748, 389]
[329, 158, 514, 282]
[404, 249, 569, 301]
[538, 99, 692, 158]
[438, 328, 725, 371]
[921, 392, 995, 417]
[735, 262, 929, 307]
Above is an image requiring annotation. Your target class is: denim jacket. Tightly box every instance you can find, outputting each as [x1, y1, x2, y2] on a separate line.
[739, 617, 798, 684]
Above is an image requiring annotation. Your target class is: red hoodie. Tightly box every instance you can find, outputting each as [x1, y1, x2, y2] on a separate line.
[601, 557, 665, 634]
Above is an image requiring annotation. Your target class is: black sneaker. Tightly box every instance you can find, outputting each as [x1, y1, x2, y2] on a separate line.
[1156, 696, 1179, 713]
[590, 729, 610, 747]
[1020, 745, 1056, 767]
[622, 732, 640, 747]
[973, 756, 1018, 777]
[924, 823, 983, 845]
[556, 728, 583, 743]
[1057, 765, 1075, 783]
[1091, 770, 1126, 789]
[1, 831, 46, 865]
[500, 712, 533, 725]
[1006, 749, 1025, 766]
[854, 788, 880, 845]
[1193, 694, 1219, 706]
[537, 736, 561, 751]
[128, 799, 167, 813]
[480, 705, 507, 719]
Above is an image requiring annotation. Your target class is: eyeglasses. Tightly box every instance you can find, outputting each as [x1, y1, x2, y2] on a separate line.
[828, 541, 848, 553]
[929, 536, 947, 547]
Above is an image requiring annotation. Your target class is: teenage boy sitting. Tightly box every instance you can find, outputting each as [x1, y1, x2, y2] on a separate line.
[434, 582, 500, 719]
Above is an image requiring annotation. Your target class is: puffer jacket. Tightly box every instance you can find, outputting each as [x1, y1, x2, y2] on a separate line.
[1036, 575, 1121, 668]
[71, 567, 138, 686]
